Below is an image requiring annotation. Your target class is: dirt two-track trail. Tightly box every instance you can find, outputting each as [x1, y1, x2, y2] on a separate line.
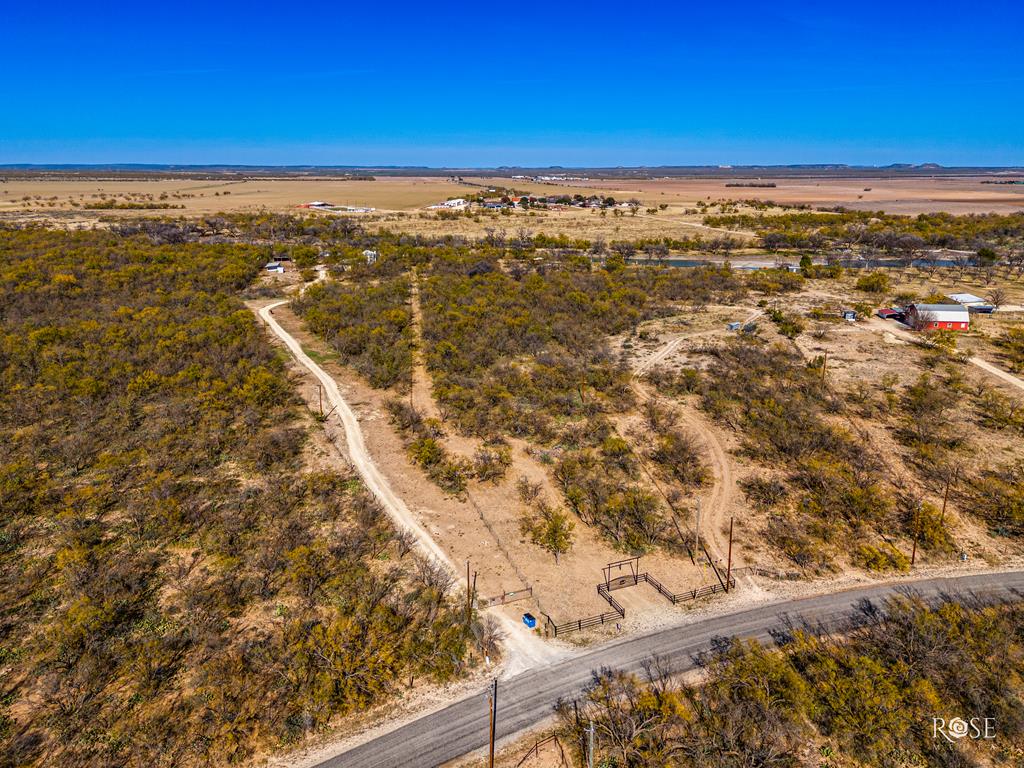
[256, 300, 560, 673]
[630, 325, 752, 567]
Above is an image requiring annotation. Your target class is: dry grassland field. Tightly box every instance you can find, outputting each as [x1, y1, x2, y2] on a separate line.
[4, 173, 1023, 243]
[0, 175, 471, 216]
[543, 174, 1024, 214]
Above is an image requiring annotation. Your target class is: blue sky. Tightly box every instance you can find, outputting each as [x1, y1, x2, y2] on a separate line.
[3, 1, 1023, 166]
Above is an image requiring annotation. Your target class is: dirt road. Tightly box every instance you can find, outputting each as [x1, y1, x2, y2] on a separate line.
[260, 300, 450, 565]
[969, 355, 1024, 393]
[408, 270, 444, 420]
[865, 316, 1024, 393]
[256, 300, 561, 674]
[673, 406, 735, 565]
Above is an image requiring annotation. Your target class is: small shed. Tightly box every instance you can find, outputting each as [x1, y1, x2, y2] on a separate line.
[264, 261, 284, 273]
[727, 321, 742, 331]
[841, 309, 858, 322]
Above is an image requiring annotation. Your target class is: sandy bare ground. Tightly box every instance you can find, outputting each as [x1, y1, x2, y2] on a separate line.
[6, 175, 1021, 243]
[408, 270, 444, 421]
[539, 175, 1024, 214]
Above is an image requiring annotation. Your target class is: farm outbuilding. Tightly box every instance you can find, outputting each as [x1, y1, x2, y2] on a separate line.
[904, 303, 970, 331]
[949, 293, 987, 307]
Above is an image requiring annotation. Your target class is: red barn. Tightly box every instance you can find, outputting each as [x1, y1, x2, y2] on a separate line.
[905, 303, 970, 331]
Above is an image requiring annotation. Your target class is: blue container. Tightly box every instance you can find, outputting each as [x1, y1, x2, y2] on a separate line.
[522, 613, 537, 629]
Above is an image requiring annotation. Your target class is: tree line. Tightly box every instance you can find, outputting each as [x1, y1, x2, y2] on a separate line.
[559, 595, 1024, 767]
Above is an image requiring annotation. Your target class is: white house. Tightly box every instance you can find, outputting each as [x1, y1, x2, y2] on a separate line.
[428, 198, 468, 209]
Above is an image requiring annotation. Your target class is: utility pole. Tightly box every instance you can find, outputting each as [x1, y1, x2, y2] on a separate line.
[821, 351, 828, 384]
[466, 560, 472, 625]
[940, 465, 959, 526]
[911, 503, 920, 566]
[487, 679, 498, 768]
[587, 719, 595, 768]
[317, 384, 323, 417]
[693, 499, 702, 562]
[726, 516, 734, 592]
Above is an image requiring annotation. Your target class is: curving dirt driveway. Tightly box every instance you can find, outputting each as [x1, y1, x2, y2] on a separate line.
[259, 300, 452, 565]
[673, 405, 735, 565]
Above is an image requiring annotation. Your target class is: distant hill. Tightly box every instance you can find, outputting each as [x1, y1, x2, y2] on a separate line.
[1, 163, 1022, 180]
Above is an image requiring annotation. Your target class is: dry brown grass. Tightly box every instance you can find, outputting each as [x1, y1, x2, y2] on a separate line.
[0, 176, 474, 215]
[519, 175, 1024, 215]
[4, 174, 1021, 238]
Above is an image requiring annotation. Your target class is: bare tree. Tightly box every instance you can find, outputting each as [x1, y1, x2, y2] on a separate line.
[987, 287, 1007, 309]
[394, 528, 416, 559]
[909, 309, 937, 331]
[472, 615, 505, 658]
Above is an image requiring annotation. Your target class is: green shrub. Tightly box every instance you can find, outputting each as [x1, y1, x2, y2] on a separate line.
[854, 543, 910, 572]
[855, 272, 890, 293]
[520, 501, 575, 562]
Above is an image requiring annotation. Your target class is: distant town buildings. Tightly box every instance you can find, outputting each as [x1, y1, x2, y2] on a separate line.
[428, 193, 623, 211]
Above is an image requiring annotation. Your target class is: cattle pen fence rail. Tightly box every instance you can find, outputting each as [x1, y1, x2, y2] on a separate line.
[515, 734, 569, 767]
[544, 572, 738, 638]
[478, 586, 533, 608]
[542, 562, 801, 638]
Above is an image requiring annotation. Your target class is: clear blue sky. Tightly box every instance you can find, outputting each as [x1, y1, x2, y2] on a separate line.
[3, 1, 1023, 166]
